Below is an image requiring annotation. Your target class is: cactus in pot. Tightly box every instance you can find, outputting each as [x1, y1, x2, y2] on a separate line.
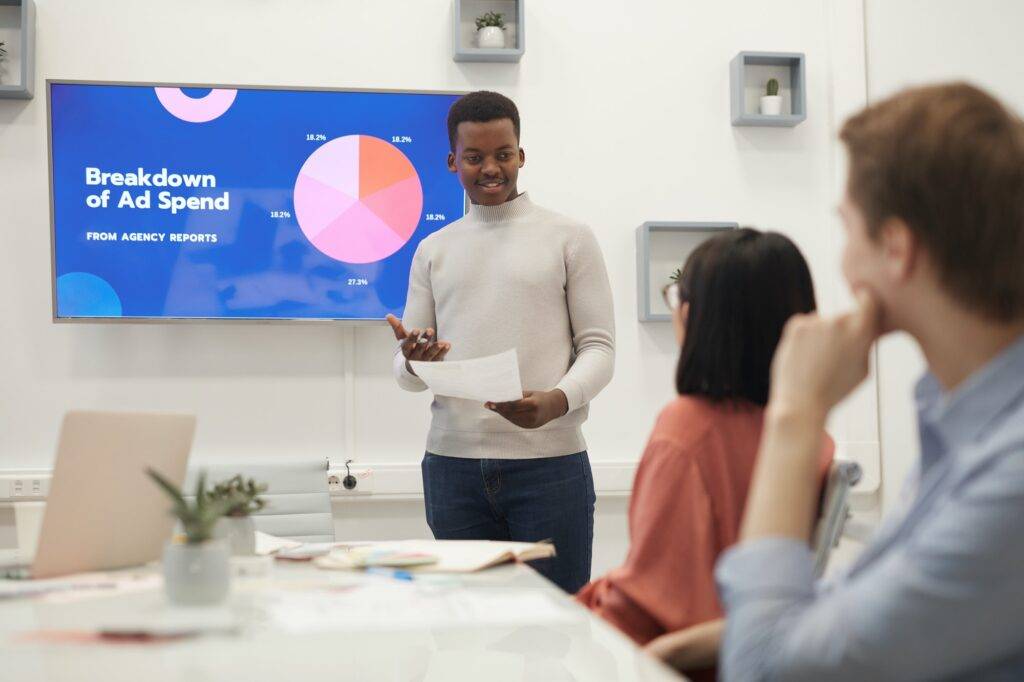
[761, 77, 783, 115]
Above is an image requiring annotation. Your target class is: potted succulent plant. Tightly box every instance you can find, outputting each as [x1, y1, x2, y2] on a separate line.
[475, 11, 507, 49]
[148, 469, 233, 606]
[761, 78, 782, 115]
[663, 268, 684, 311]
[207, 475, 267, 556]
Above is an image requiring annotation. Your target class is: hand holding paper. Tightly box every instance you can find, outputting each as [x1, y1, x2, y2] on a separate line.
[486, 389, 570, 429]
[410, 349, 523, 403]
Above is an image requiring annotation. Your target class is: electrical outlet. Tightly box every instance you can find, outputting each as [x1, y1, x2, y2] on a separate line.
[1, 475, 51, 500]
[327, 466, 374, 496]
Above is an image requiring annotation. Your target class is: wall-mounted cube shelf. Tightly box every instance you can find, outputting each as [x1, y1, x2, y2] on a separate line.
[0, 0, 34, 100]
[636, 221, 739, 322]
[453, 0, 524, 63]
[730, 51, 805, 127]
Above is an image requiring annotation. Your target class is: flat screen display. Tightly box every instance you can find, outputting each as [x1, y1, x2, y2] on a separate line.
[47, 81, 465, 321]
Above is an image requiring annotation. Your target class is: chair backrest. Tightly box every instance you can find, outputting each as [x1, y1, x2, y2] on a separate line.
[812, 460, 862, 578]
[184, 459, 334, 543]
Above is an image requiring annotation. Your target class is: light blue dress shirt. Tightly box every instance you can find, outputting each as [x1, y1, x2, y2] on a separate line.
[715, 334, 1024, 681]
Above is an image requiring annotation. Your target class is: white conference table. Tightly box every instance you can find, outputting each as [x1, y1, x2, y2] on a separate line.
[0, 557, 686, 682]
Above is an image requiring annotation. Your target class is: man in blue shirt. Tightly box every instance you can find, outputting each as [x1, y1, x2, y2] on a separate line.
[715, 82, 1024, 680]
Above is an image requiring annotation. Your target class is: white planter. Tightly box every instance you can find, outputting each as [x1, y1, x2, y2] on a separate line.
[214, 516, 256, 556]
[477, 26, 506, 49]
[760, 95, 783, 116]
[162, 540, 230, 606]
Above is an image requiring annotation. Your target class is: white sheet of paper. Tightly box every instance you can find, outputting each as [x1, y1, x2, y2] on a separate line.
[254, 531, 303, 556]
[98, 606, 241, 637]
[0, 570, 161, 603]
[410, 349, 523, 403]
[266, 583, 577, 633]
[255, 531, 375, 559]
[315, 539, 554, 573]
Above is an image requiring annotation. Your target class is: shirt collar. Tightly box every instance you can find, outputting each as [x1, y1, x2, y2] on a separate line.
[915, 333, 1024, 452]
[467, 192, 533, 223]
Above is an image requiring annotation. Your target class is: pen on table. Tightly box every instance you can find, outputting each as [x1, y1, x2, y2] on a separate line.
[365, 567, 415, 581]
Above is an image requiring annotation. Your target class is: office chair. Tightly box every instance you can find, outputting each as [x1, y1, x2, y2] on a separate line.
[811, 460, 862, 578]
[653, 460, 863, 675]
[184, 458, 335, 543]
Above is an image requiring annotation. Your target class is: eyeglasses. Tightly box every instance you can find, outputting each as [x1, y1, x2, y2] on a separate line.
[662, 281, 685, 311]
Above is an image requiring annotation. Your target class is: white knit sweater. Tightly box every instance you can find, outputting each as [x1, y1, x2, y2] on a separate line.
[393, 193, 615, 459]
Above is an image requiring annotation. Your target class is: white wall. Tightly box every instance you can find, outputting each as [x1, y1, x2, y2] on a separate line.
[0, 0, 877, 576]
[864, 0, 1024, 514]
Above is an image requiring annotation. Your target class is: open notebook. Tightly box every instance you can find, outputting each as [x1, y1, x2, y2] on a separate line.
[315, 540, 556, 573]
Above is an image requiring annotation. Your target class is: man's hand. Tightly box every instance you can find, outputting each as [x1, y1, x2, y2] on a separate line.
[740, 291, 882, 543]
[485, 390, 569, 429]
[768, 289, 882, 420]
[644, 619, 724, 673]
[386, 314, 451, 376]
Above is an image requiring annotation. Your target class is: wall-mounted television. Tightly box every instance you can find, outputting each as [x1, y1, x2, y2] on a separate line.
[47, 80, 466, 322]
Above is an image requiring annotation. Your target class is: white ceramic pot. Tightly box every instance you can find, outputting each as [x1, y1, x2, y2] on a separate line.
[477, 26, 506, 49]
[760, 95, 783, 115]
[162, 540, 230, 606]
[214, 515, 256, 556]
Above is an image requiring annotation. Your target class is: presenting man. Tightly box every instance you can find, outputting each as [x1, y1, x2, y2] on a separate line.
[386, 91, 615, 593]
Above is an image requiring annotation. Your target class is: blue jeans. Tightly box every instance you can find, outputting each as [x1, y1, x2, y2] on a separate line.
[422, 451, 596, 593]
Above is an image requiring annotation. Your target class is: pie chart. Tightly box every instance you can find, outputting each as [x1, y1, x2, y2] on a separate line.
[293, 135, 424, 264]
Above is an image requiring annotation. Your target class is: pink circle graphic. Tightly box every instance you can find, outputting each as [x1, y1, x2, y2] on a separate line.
[154, 87, 237, 123]
[294, 135, 423, 264]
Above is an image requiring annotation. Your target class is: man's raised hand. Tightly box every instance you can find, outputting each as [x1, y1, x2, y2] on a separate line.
[768, 289, 882, 419]
[386, 314, 451, 376]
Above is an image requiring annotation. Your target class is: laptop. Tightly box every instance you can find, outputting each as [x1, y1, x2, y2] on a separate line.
[2, 410, 196, 580]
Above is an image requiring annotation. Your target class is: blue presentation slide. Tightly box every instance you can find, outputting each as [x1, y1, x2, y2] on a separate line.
[48, 82, 465, 320]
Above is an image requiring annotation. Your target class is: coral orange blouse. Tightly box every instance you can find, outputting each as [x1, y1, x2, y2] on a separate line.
[578, 396, 833, 677]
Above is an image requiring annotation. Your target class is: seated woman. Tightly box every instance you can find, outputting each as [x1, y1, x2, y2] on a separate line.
[576, 228, 833, 680]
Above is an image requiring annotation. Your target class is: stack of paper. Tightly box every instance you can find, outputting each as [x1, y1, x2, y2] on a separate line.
[0, 570, 160, 604]
[314, 545, 438, 569]
[254, 531, 371, 561]
[254, 531, 302, 556]
[315, 540, 555, 574]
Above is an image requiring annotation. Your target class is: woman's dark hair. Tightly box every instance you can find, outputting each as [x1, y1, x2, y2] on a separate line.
[675, 228, 816, 406]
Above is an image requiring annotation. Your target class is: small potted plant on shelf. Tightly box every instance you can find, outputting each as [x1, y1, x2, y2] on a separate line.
[148, 469, 233, 606]
[475, 11, 507, 49]
[207, 475, 268, 556]
[663, 267, 683, 311]
[761, 78, 782, 115]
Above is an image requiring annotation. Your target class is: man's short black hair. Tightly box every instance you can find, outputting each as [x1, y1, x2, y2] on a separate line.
[447, 91, 521, 151]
